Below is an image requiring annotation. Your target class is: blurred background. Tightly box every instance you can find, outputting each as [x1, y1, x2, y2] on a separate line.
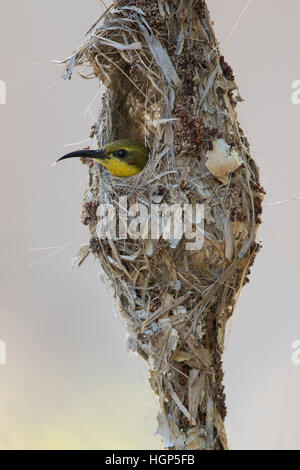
[0, 0, 299, 450]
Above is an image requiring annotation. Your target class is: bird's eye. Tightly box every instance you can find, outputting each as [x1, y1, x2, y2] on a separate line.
[116, 149, 128, 158]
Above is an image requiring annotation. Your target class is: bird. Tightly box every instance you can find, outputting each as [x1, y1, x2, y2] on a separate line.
[56, 139, 149, 177]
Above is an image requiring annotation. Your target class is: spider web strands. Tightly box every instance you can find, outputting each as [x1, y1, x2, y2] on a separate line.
[28, 234, 87, 268]
[223, 0, 254, 49]
[266, 197, 300, 207]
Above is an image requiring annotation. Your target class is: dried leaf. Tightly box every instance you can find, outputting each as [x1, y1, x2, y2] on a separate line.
[139, 22, 180, 86]
[92, 36, 142, 50]
[169, 386, 196, 426]
[155, 412, 174, 448]
[185, 427, 206, 450]
[224, 216, 233, 260]
[173, 350, 194, 363]
[188, 369, 204, 423]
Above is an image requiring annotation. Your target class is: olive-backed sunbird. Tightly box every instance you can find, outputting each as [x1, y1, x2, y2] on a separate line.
[57, 139, 149, 177]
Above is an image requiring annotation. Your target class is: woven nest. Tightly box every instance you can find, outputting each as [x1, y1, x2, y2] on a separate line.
[64, 0, 264, 450]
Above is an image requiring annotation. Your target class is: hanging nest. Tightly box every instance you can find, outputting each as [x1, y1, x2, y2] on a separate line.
[63, 0, 264, 450]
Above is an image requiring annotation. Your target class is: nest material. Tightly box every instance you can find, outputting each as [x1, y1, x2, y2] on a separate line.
[65, 0, 264, 450]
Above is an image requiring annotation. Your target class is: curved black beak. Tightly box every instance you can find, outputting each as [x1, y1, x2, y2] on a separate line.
[56, 149, 108, 163]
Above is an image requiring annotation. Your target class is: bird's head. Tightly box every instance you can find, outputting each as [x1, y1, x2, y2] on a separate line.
[56, 139, 149, 177]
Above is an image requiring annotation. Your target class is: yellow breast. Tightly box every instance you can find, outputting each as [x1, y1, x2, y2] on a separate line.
[97, 158, 141, 177]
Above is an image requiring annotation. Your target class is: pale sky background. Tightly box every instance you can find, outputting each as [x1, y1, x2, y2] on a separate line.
[0, 0, 299, 450]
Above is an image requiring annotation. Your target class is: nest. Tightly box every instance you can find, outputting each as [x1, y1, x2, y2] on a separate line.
[64, 0, 264, 450]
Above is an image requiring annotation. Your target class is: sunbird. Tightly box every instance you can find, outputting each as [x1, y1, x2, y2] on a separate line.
[57, 139, 149, 177]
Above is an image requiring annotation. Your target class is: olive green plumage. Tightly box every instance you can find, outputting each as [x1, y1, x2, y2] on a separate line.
[57, 139, 149, 177]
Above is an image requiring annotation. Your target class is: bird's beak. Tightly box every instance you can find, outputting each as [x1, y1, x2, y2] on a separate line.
[56, 149, 109, 163]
